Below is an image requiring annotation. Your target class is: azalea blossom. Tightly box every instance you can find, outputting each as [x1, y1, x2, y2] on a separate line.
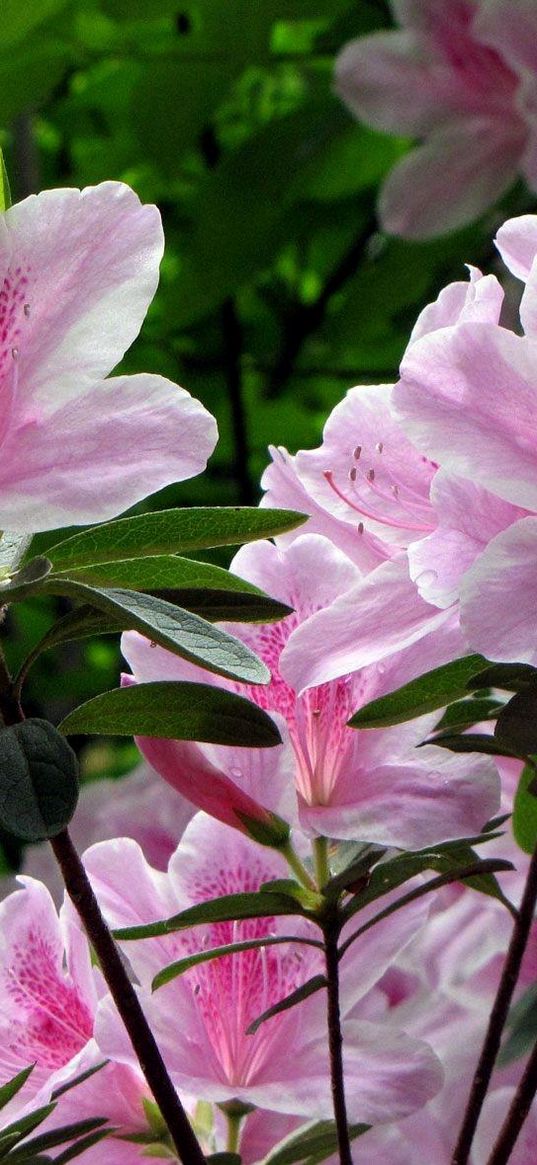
[85, 813, 442, 1129]
[0, 876, 158, 1162]
[393, 212, 537, 662]
[123, 534, 498, 849]
[334, 0, 537, 238]
[0, 181, 217, 532]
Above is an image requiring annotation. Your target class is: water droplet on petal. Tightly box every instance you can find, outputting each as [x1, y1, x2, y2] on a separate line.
[230, 766, 243, 779]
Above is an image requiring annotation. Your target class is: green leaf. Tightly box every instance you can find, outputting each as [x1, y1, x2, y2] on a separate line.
[0, 0, 69, 45]
[114, 888, 312, 941]
[0, 557, 52, 602]
[261, 1119, 370, 1165]
[59, 681, 281, 749]
[0, 1105, 56, 1149]
[424, 732, 526, 760]
[432, 698, 502, 735]
[152, 933, 323, 991]
[6, 1118, 107, 1161]
[55, 555, 292, 623]
[0, 720, 79, 842]
[495, 689, 537, 756]
[246, 975, 327, 1035]
[0, 151, 11, 213]
[348, 655, 487, 729]
[51, 1127, 112, 1164]
[498, 984, 537, 1067]
[42, 581, 270, 685]
[0, 1067, 34, 1112]
[466, 663, 537, 693]
[46, 509, 306, 571]
[206, 1156, 241, 1165]
[512, 763, 537, 855]
[16, 607, 124, 694]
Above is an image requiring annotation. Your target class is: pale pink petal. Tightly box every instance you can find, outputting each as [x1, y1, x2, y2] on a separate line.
[473, 1087, 537, 1165]
[335, 31, 457, 136]
[0, 372, 217, 531]
[409, 267, 503, 345]
[495, 213, 537, 281]
[281, 556, 453, 691]
[3, 182, 163, 410]
[461, 517, 537, 663]
[476, 0, 537, 73]
[397, 322, 537, 510]
[379, 118, 524, 238]
[230, 534, 360, 616]
[261, 444, 392, 570]
[407, 470, 525, 609]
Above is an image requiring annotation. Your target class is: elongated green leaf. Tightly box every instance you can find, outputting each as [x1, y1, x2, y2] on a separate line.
[6, 1118, 107, 1161]
[498, 984, 537, 1067]
[467, 663, 537, 693]
[51, 1127, 112, 1164]
[432, 697, 502, 735]
[0, 556, 52, 601]
[261, 1119, 370, 1165]
[16, 607, 124, 694]
[42, 581, 269, 685]
[247, 975, 327, 1035]
[512, 764, 537, 855]
[348, 655, 487, 729]
[0, 720, 79, 842]
[495, 690, 537, 756]
[59, 681, 281, 749]
[46, 508, 306, 571]
[152, 934, 323, 991]
[340, 858, 514, 940]
[114, 888, 312, 941]
[423, 732, 525, 760]
[0, 1067, 34, 1112]
[54, 555, 292, 622]
[0, 1105, 56, 1148]
[0, 150, 11, 213]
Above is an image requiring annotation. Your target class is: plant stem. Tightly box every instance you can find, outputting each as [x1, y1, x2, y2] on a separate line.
[486, 1037, 537, 1163]
[281, 839, 317, 892]
[51, 829, 206, 1165]
[225, 1111, 241, 1154]
[323, 918, 353, 1165]
[451, 842, 537, 1165]
[313, 836, 330, 890]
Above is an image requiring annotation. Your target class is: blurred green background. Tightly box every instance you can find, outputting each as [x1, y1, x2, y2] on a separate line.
[1, 0, 533, 866]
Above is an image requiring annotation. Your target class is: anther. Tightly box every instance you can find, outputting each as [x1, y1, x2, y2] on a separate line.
[23, 304, 30, 318]
[349, 467, 357, 482]
[11, 347, 18, 360]
[357, 522, 364, 535]
[367, 468, 375, 482]
[353, 446, 362, 460]
[375, 441, 384, 454]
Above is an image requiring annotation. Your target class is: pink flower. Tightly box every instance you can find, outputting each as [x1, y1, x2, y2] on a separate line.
[85, 814, 442, 1127]
[123, 535, 499, 848]
[0, 876, 156, 1162]
[0, 182, 217, 532]
[394, 213, 537, 661]
[335, 1, 532, 238]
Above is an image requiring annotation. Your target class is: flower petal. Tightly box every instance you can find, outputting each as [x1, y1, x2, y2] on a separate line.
[461, 516, 537, 663]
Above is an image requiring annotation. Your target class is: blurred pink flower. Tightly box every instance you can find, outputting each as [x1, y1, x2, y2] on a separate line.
[0, 181, 217, 532]
[335, 1, 535, 238]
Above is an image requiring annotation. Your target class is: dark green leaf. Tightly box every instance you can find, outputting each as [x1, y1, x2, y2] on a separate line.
[348, 655, 487, 729]
[0, 720, 79, 842]
[466, 663, 537, 693]
[42, 582, 269, 685]
[206, 1156, 241, 1165]
[495, 690, 537, 756]
[59, 681, 281, 748]
[247, 975, 327, 1035]
[152, 933, 322, 991]
[51, 1127, 112, 1164]
[433, 698, 503, 735]
[6, 1118, 107, 1161]
[46, 509, 306, 571]
[261, 1119, 370, 1165]
[424, 732, 526, 760]
[114, 888, 312, 941]
[512, 763, 537, 855]
[0, 1067, 34, 1112]
[0, 1105, 56, 1149]
[499, 984, 537, 1067]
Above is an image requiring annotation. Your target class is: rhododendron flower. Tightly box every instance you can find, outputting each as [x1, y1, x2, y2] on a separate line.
[0, 876, 157, 1162]
[0, 181, 217, 532]
[335, 1, 535, 238]
[123, 535, 499, 848]
[394, 213, 537, 661]
[85, 814, 442, 1126]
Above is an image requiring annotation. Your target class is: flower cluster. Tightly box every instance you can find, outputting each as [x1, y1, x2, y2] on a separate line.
[2, 179, 537, 1162]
